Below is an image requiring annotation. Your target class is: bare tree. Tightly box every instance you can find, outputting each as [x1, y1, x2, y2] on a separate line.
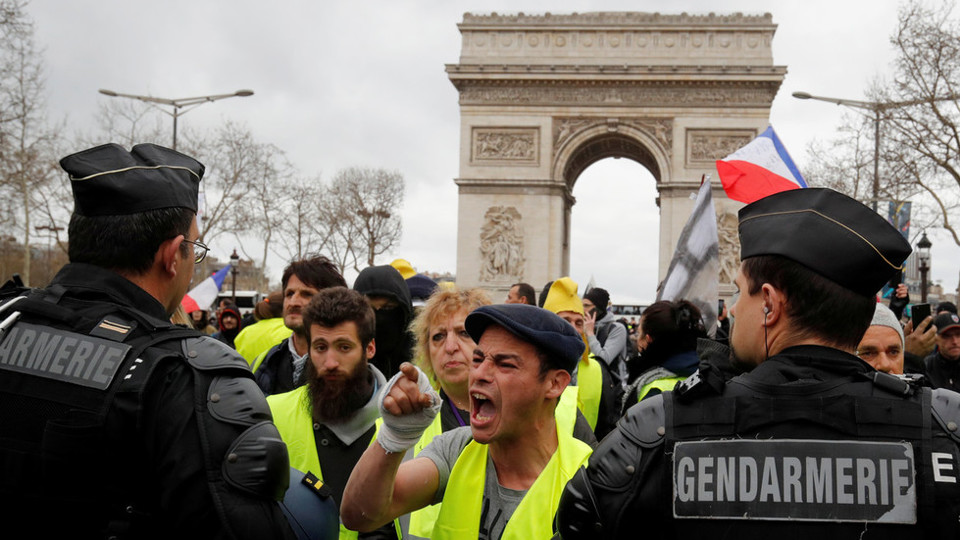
[272, 174, 332, 262]
[327, 167, 404, 270]
[876, 0, 960, 245]
[0, 0, 60, 286]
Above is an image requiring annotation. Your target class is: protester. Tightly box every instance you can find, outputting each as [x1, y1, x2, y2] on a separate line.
[0, 143, 295, 537]
[557, 188, 960, 536]
[267, 287, 398, 539]
[354, 265, 416, 378]
[622, 299, 707, 410]
[189, 308, 216, 334]
[924, 312, 960, 392]
[253, 256, 347, 396]
[341, 304, 593, 539]
[856, 303, 905, 374]
[541, 277, 609, 434]
[583, 287, 630, 390]
[235, 290, 291, 364]
[406, 286, 491, 537]
[212, 302, 243, 349]
[505, 282, 536, 305]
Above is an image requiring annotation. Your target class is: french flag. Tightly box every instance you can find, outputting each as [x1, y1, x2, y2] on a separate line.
[716, 126, 807, 204]
[181, 265, 231, 313]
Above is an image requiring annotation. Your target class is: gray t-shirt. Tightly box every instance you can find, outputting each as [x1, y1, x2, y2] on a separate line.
[418, 426, 526, 540]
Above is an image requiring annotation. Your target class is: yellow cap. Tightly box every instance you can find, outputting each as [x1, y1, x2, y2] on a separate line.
[390, 258, 416, 280]
[543, 277, 584, 316]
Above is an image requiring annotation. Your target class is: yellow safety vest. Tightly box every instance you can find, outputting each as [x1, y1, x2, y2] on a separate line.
[429, 406, 592, 539]
[236, 317, 292, 367]
[638, 376, 685, 401]
[408, 413, 445, 537]
[576, 355, 603, 430]
[267, 386, 397, 540]
[409, 387, 581, 537]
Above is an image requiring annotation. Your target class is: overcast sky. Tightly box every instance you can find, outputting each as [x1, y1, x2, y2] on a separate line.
[27, 0, 959, 304]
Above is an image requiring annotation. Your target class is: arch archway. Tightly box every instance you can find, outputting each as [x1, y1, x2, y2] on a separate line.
[448, 12, 785, 296]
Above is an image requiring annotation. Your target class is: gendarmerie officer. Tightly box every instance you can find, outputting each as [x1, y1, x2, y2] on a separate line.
[556, 188, 960, 538]
[0, 144, 297, 539]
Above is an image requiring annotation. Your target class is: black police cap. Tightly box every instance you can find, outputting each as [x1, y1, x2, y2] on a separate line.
[738, 188, 911, 297]
[60, 143, 204, 216]
[465, 304, 585, 373]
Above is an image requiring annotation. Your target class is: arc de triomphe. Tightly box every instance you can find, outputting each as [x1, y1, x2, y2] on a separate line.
[447, 12, 786, 297]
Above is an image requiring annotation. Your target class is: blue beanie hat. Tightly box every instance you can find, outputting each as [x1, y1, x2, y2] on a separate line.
[465, 304, 584, 373]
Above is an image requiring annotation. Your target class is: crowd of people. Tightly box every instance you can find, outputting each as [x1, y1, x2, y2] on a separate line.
[2, 142, 960, 539]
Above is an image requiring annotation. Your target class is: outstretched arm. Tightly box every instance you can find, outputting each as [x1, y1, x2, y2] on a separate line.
[341, 363, 441, 532]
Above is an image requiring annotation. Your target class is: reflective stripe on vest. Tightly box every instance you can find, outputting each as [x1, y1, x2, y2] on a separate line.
[430, 424, 592, 539]
[267, 386, 395, 540]
[638, 376, 686, 402]
[576, 356, 602, 430]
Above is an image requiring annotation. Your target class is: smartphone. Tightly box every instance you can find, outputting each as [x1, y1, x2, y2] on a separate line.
[912, 303, 931, 327]
[718, 299, 725, 314]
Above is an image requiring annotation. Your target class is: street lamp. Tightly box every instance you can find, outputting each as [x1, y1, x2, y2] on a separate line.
[792, 91, 950, 213]
[98, 88, 254, 150]
[917, 231, 932, 303]
[230, 249, 240, 303]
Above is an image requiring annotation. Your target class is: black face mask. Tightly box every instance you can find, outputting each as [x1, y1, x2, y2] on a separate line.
[375, 308, 406, 352]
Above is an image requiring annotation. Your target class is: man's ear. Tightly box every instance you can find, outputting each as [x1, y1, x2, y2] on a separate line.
[158, 234, 185, 276]
[366, 338, 376, 361]
[544, 368, 571, 400]
[760, 283, 787, 327]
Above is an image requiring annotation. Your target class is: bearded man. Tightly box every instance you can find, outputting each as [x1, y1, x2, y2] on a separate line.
[267, 287, 397, 539]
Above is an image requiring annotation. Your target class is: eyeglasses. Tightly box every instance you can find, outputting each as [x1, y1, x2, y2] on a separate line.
[181, 239, 209, 264]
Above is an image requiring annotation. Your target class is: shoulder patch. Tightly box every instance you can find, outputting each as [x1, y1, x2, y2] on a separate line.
[182, 336, 250, 372]
[89, 315, 138, 342]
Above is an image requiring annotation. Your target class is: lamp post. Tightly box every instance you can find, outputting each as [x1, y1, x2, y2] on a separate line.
[98, 88, 254, 151]
[917, 231, 932, 304]
[792, 91, 951, 213]
[230, 249, 240, 303]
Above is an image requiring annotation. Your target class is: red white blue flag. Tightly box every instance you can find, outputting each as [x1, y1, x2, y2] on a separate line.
[181, 264, 231, 313]
[716, 126, 806, 204]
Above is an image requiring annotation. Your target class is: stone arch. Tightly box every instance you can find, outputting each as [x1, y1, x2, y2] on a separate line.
[552, 120, 671, 190]
[448, 12, 786, 296]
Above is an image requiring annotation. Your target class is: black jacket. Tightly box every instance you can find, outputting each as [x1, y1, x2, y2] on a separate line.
[924, 350, 960, 392]
[558, 342, 960, 539]
[0, 264, 294, 539]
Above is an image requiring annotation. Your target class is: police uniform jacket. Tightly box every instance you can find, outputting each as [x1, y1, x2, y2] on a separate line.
[557, 340, 960, 539]
[0, 263, 295, 539]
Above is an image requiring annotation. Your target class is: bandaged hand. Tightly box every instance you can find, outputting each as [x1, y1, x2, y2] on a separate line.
[376, 362, 442, 453]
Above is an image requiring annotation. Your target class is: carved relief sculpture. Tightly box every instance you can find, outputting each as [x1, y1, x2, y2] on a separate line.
[717, 211, 741, 285]
[687, 130, 756, 164]
[472, 128, 539, 164]
[479, 206, 525, 282]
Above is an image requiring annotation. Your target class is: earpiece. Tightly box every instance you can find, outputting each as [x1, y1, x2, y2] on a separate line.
[763, 307, 770, 314]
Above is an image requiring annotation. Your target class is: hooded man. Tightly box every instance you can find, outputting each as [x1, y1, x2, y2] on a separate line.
[353, 265, 415, 378]
[212, 302, 243, 349]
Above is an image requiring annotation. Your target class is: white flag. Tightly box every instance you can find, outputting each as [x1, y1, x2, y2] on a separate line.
[657, 178, 719, 337]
